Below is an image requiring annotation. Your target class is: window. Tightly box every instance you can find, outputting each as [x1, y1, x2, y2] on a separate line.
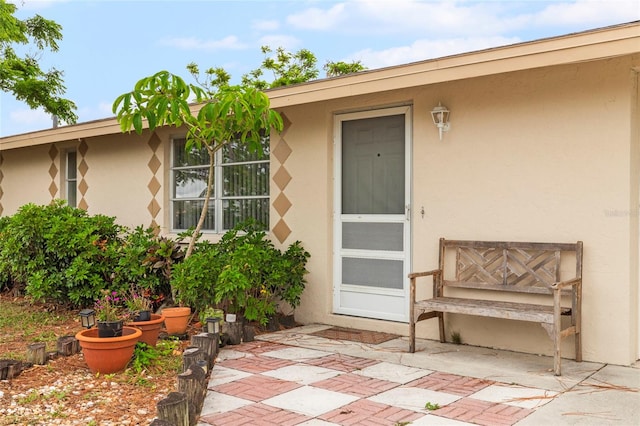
[170, 136, 270, 232]
[65, 151, 77, 207]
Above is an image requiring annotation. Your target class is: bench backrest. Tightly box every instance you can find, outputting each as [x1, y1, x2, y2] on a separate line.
[439, 239, 583, 295]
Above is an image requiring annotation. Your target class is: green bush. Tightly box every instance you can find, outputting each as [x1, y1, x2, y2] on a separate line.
[0, 201, 184, 308]
[172, 220, 310, 326]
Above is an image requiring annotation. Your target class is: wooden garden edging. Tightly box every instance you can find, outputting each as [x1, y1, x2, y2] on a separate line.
[1, 335, 81, 380]
[152, 332, 218, 426]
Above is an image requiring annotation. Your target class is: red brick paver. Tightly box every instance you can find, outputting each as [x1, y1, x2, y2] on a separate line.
[434, 397, 532, 426]
[320, 399, 424, 425]
[217, 354, 296, 373]
[408, 371, 495, 396]
[199, 402, 311, 426]
[312, 373, 399, 397]
[302, 353, 381, 372]
[211, 375, 301, 402]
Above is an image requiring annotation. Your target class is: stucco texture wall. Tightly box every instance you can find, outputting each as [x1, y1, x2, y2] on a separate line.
[279, 55, 639, 365]
[1, 144, 55, 214]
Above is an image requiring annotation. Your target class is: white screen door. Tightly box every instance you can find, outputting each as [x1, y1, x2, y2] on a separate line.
[333, 106, 411, 322]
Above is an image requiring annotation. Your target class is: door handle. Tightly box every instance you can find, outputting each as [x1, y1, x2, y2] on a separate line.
[405, 204, 410, 221]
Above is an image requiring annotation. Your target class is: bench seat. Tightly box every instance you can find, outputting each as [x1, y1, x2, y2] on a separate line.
[415, 297, 571, 324]
[409, 238, 583, 376]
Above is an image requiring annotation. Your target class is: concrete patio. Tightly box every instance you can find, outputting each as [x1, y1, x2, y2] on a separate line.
[198, 324, 640, 425]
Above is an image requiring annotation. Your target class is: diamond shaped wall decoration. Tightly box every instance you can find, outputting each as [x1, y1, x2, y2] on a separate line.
[148, 199, 161, 218]
[78, 199, 88, 210]
[48, 182, 58, 198]
[48, 144, 58, 161]
[148, 132, 161, 152]
[78, 179, 89, 195]
[78, 140, 88, 156]
[147, 176, 161, 196]
[273, 140, 292, 164]
[273, 167, 292, 191]
[78, 159, 89, 177]
[272, 219, 291, 244]
[148, 155, 161, 174]
[49, 163, 58, 179]
[273, 193, 292, 217]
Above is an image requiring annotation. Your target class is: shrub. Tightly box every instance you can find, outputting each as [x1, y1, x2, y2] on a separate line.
[171, 220, 310, 326]
[0, 201, 184, 309]
[0, 201, 124, 306]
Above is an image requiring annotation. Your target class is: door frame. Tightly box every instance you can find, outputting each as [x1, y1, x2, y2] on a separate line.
[332, 105, 413, 322]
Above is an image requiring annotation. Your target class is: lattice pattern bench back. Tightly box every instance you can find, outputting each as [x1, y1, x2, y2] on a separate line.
[440, 239, 583, 295]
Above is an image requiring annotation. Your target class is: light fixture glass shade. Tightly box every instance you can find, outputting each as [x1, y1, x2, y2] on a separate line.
[431, 102, 451, 140]
[79, 309, 96, 329]
[205, 317, 221, 334]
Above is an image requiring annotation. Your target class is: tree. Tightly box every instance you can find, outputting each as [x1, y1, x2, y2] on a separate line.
[0, 0, 77, 125]
[242, 45, 368, 89]
[324, 60, 367, 78]
[113, 47, 364, 259]
[112, 70, 283, 264]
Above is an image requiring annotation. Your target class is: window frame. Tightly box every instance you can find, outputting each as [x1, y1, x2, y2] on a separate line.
[64, 150, 77, 208]
[169, 136, 270, 233]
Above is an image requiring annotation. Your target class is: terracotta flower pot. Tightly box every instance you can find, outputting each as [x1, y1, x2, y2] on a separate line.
[128, 314, 165, 346]
[161, 307, 191, 335]
[76, 326, 142, 374]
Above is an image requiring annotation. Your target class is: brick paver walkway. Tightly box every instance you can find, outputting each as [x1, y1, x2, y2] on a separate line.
[198, 341, 554, 425]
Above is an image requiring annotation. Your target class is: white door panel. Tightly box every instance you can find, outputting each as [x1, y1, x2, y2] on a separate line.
[333, 106, 412, 322]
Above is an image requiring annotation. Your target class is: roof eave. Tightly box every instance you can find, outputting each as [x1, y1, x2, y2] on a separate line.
[267, 21, 640, 108]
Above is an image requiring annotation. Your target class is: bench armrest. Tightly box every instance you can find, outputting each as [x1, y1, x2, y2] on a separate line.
[551, 277, 581, 290]
[408, 269, 441, 279]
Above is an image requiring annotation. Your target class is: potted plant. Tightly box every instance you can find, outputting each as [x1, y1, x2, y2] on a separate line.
[125, 290, 152, 322]
[75, 326, 142, 374]
[160, 305, 191, 336]
[94, 290, 127, 338]
[125, 290, 165, 346]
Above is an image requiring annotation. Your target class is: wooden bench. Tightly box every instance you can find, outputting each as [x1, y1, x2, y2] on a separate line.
[409, 239, 583, 375]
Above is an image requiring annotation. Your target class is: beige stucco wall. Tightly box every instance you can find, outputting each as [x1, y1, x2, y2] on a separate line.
[0, 51, 637, 366]
[1, 144, 55, 213]
[276, 54, 640, 366]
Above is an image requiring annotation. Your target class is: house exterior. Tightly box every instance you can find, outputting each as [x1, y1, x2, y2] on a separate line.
[1, 22, 639, 366]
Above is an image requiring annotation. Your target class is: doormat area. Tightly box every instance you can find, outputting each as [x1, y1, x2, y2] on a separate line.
[310, 327, 400, 345]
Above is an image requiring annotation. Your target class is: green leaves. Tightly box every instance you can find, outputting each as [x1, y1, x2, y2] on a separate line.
[170, 220, 310, 326]
[0, 202, 184, 308]
[1, 1, 77, 124]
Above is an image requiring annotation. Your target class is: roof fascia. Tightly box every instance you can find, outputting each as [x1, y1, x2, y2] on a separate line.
[267, 22, 640, 108]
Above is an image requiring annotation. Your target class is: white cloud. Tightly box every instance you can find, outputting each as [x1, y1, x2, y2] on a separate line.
[531, 0, 640, 27]
[9, 107, 51, 126]
[286, 3, 347, 30]
[350, 36, 522, 69]
[257, 34, 301, 51]
[159, 35, 247, 51]
[253, 19, 279, 32]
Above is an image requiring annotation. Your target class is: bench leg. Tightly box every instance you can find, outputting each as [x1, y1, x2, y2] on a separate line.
[553, 291, 562, 376]
[410, 318, 416, 353]
[438, 312, 445, 343]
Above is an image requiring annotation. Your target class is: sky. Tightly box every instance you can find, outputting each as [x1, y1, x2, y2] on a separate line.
[1, 0, 638, 137]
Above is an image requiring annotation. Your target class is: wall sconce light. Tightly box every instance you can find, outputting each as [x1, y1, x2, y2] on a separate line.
[78, 309, 96, 329]
[205, 317, 221, 334]
[431, 102, 451, 140]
